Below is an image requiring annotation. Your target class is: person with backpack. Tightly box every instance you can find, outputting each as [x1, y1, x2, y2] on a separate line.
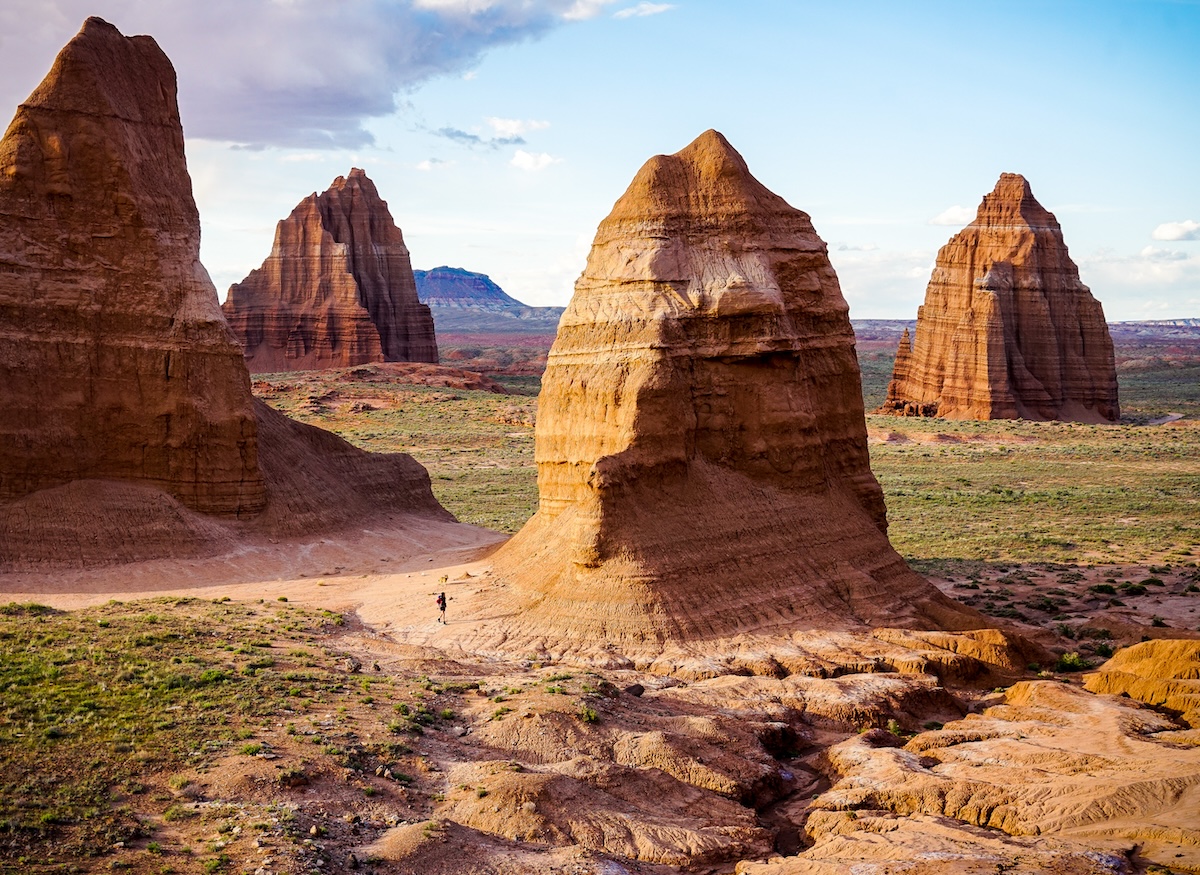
[436, 591, 447, 624]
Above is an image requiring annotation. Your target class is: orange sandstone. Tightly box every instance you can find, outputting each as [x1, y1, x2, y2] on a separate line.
[476, 130, 978, 654]
[223, 169, 438, 372]
[880, 174, 1119, 422]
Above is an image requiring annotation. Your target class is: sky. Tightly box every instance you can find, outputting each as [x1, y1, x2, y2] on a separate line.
[1, 0, 1198, 320]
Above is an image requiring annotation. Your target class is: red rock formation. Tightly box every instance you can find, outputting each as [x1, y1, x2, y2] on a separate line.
[880, 174, 1119, 422]
[223, 169, 438, 372]
[0, 18, 453, 569]
[472, 130, 978, 655]
[0, 17, 265, 516]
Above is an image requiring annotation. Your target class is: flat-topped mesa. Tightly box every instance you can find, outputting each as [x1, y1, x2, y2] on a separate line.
[479, 130, 978, 652]
[0, 17, 265, 515]
[879, 173, 1119, 422]
[223, 169, 438, 372]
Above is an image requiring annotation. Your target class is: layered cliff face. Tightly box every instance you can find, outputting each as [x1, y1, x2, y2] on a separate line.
[480, 130, 977, 653]
[223, 169, 438, 372]
[0, 18, 452, 569]
[0, 17, 265, 516]
[880, 174, 1119, 422]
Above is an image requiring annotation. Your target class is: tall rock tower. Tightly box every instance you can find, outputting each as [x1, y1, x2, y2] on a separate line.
[475, 131, 977, 653]
[0, 17, 265, 516]
[879, 174, 1119, 422]
[222, 169, 438, 372]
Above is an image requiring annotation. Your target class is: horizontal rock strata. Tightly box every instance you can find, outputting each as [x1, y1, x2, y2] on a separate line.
[880, 174, 1119, 422]
[223, 169, 437, 372]
[0, 16, 264, 516]
[468, 130, 980, 657]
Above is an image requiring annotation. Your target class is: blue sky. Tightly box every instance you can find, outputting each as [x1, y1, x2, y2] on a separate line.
[2, 1, 1198, 319]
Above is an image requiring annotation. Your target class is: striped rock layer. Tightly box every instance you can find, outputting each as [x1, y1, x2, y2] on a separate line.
[0, 17, 264, 516]
[223, 169, 437, 372]
[880, 174, 1118, 422]
[480, 130, 977, 654]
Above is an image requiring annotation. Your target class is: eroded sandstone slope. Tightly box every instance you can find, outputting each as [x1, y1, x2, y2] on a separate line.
[466, 130, 981, 657]
[0, 16, 264, 516]
[223, 168, 438, 371]
[879, 174, 1119, 422]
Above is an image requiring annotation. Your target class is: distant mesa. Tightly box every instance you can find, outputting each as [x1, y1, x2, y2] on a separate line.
[415, 266, 529, 312]
[223, 169, 438, 373]
[469, 130, 980, 656]
[878, 173, 1119, 422]
[0, 18, 449, 569]
[415, 265, 564, 335]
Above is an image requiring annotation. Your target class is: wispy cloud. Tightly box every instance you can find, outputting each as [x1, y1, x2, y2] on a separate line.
[928, 205, 975, 226]
[0, 1, 604, 149]
[434, 126, 525, 147]
[1152, 219, 1200, 241]
[486, 117, 551, 137]
[564, 0, 619, 20]
[416, 157, 454, 171]
[1081, 246, 1200, 288]
[614, 2, 675, 18]
[511, 149, 562, 171]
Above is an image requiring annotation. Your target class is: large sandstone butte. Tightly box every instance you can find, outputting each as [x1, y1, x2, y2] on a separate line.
[0, 18, 451, 569]
[476, 130, 979, 654]
[879, 173, 1119, 422]
[0, 16, 264, 516]
[223, 169, 438, 372]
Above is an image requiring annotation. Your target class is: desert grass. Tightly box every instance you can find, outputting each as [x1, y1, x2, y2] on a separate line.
[0, 598, 465, 870]
[254, 355, 1200, 566]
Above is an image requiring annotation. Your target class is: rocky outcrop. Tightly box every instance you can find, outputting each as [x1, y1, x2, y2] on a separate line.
[223, 169, 438, 372]
[1085, 639, 1200, 727]
[469, 130, 979, 657]
[0, 17, 265, 516]
[415, 265, 564, 338]
[879, 174, 1119, 422]
[0, 19, 452, 570]
[784, 681, 1200, 872]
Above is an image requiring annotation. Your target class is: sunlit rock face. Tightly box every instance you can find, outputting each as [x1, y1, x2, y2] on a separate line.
[479, 130, 978, 654]
[223, 168, 438, 372]
[879, 173, 1119, 422]
[0, 17, 265, 516]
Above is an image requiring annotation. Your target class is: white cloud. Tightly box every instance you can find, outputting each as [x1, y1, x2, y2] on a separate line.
[1082, 246, 1200, 286]
[564, 0, 618, 20]
[486, 117, 551, 137]
[826, 247, 938, 318]
[1152, 219, 1200, 241]
[1138, 245, 1188, 262]
[416, 158, 454, 171]
[0, 1, 606, 149]
[614, 2, 675, 18]
[511, 149, 563, 171]
[928, 205, 975, 226]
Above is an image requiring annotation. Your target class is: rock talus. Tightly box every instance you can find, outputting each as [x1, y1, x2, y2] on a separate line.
[223, 169, 438, 372]
[476, 130, 979, 654]
[0, 17, 265, 516]
[879, 174, 1119, 422]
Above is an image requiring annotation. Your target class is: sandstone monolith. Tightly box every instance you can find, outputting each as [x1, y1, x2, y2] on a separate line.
[478, 130, 978, 653]
[223, 169, 438, 372]
[0, 18, 452, 569]
[879, 174, 1119, 422]
[0, 17, 265, 515]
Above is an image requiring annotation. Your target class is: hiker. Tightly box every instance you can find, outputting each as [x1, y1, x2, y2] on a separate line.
[436, 591, 446, 624]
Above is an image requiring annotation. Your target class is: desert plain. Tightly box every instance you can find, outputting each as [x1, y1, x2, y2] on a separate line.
[3, 326, 1198, 875]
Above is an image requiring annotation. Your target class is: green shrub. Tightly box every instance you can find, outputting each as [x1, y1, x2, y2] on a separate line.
[1055, 652, 1090, 672]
